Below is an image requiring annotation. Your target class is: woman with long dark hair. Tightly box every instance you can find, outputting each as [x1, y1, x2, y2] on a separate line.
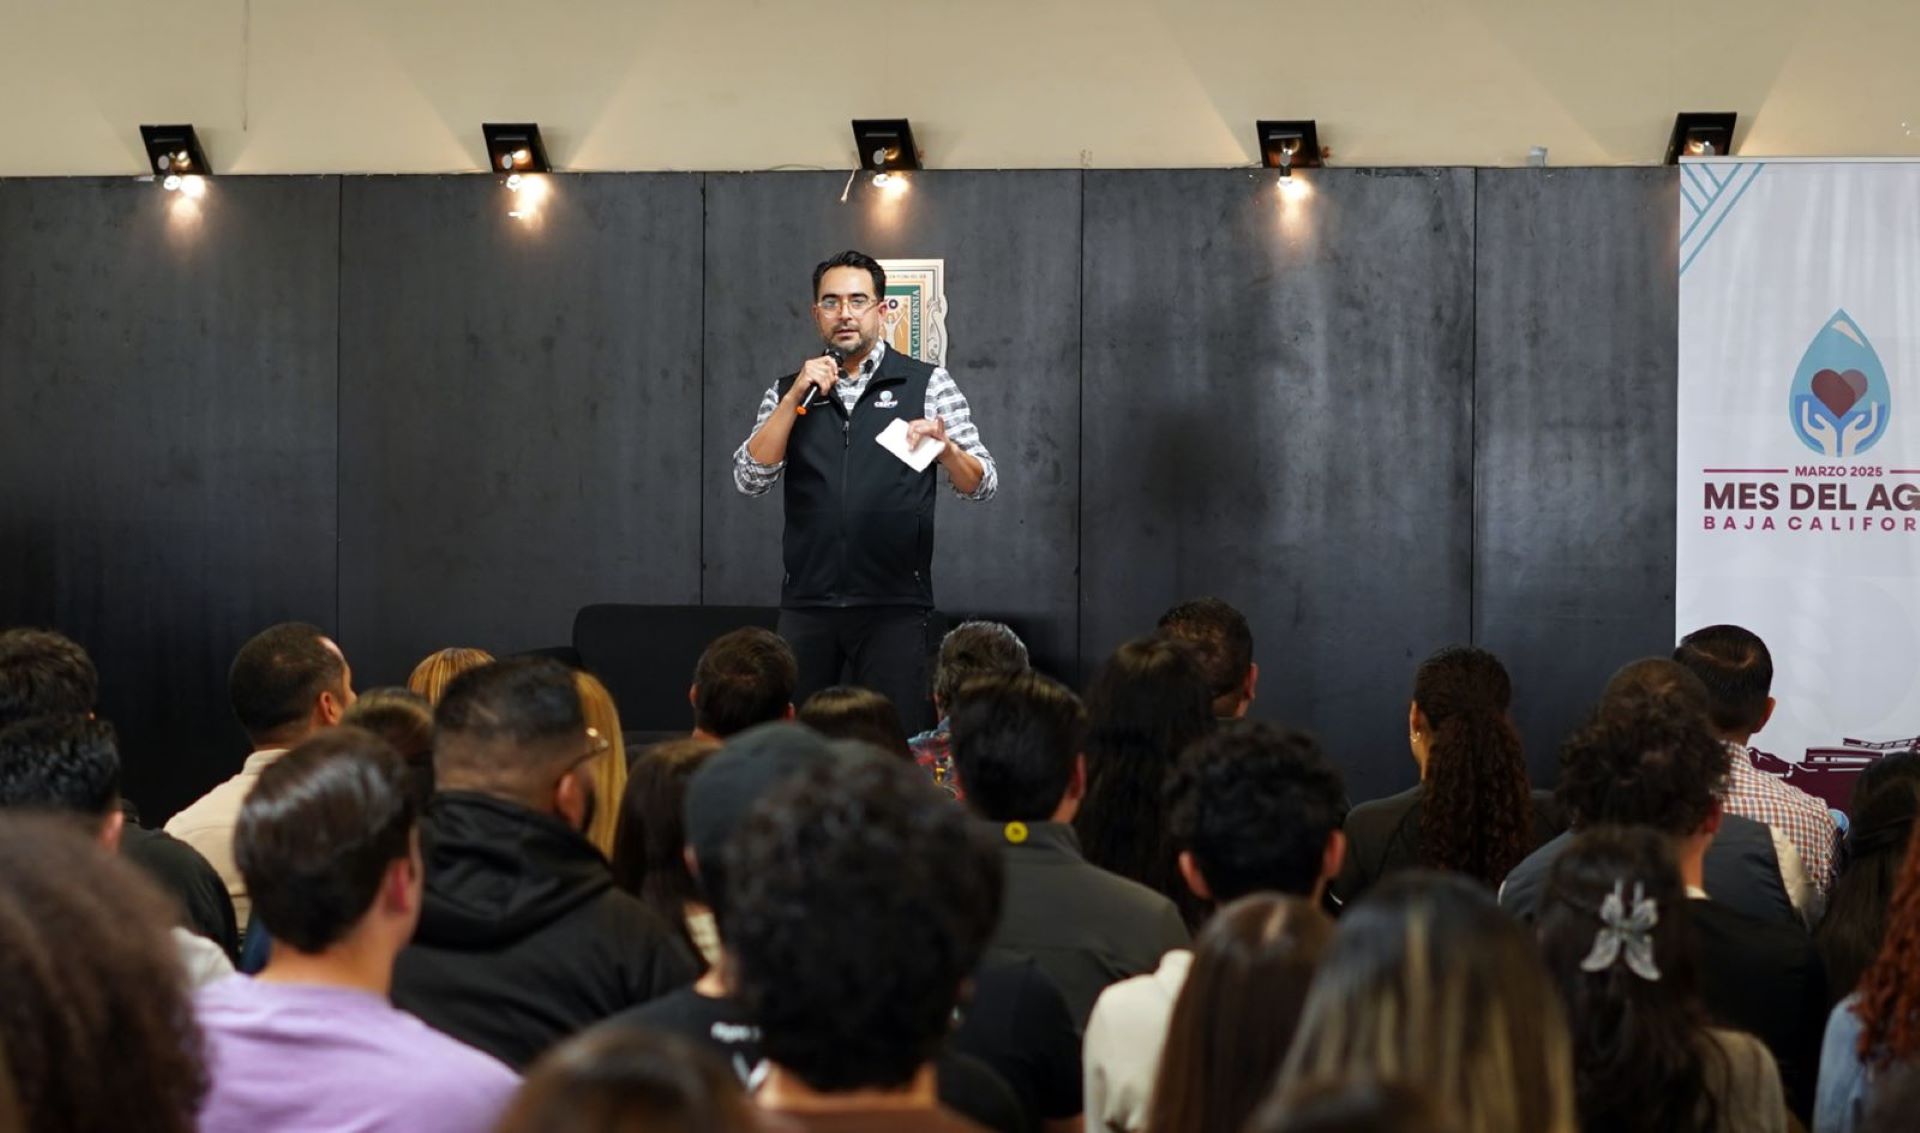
[1539, 826, 1786, 1132]
[1275, 872, 1577, 1133]
[610, 736, 723, 970]
[1816, 752, 1920, 1003]
[1337, 646, 1560, 901]
[1142, 895, 1331, 1133]
[1074, 636, 1216, 920]
[1818, 801, 1920, 1131]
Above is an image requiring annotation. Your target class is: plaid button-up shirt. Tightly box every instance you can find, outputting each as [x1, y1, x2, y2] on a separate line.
[1727, 742, 1839, 896]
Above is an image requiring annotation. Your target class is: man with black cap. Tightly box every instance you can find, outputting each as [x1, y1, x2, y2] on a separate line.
[592, 722, 1060, 1133]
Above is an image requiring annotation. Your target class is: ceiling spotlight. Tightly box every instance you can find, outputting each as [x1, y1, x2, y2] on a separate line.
[853, 118, 921, 193]
[140, 124, 211, 187]
[481, 123, 551, 176]
[1665, 112, 1737, 164]
[1256, 120, 1325, 172]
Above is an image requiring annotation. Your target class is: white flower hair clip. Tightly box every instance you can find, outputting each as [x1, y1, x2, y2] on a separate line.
[1579, 880, 1662, 982]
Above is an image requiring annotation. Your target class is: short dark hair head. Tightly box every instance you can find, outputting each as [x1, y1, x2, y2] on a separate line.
[1157, 598, 1254, 709]
[0, 628, 98, 727]
[1537, 825, 1712, 1132]
[0, 715, 120, 818]
[496, 1028, 754, 1133]
[1673, 625, 1774, 735]
[1167, 722, 1347, 902]
[812, 250, 887, 301]
[434, 657, 586, 796]
[948, 671, 1088, 822]
[797, 686, 910, 759]
[724, 754, 1004, 1092]
[931, 621, 1030, 712]
[1555, 694, 1728, 835]
[1600, 658, 1711, 720]
[0, 813, 208, 1133]
[341, 687, 436, 806]
[229, 622, 348, 743]
[692, 628, 798, 738]
[236, 727, 418, 953]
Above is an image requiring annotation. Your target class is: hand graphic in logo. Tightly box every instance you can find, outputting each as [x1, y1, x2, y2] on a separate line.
[1788, 311, 1892, 457]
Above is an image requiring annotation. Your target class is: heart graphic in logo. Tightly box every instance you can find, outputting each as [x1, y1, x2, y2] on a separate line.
[1811, 368, 1870, 419]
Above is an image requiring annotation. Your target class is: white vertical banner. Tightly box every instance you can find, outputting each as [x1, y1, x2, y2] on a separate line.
[1678, 159, 1920, 808]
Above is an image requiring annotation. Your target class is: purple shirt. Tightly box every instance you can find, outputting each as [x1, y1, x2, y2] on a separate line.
[195, 976, 520, 1133]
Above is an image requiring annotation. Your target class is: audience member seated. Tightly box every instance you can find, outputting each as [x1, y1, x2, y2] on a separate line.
[1816, 807, 1920, 1133]
[407, 646, 495, 704]
[0, 813, 209, 1133]
[0, 625, 237, 954]
[341, 687, 436, 806]
[610, 735, 723, 969]
[1275, 873, 1578, 1133]
[727, 753, 1007, 1132]
[1249, 1080, 1455, 1133]
[1075, 636, 1217, 923]
[1525, 694, 1827, 1119]
[167, 622, 356, 930]
[950, 671, 1189, 1029]
[197, 728, 518, 1133]
[1085, 720, 1347, 1132]
[392, 657, 696, 1069]
[1142, 894, 1332, 1133]
[1817, 752, 1920, 1002]
[1156, 596, 1258, 720]
[1675, 624, 1837, 920]
[1338, 646, 1563, 903]
[1500, 659, 1799, 928]
[0, 714, 232, 986]
[912, 620, 1030, 800]
[1537, 826, 1787, 1132]
[496, 1029, 758, 1133]
[596, 723, 1042, 1133]
[574, 669, 631, 857]
[691, 627, 799, 740]
[798, 685, 912, 758]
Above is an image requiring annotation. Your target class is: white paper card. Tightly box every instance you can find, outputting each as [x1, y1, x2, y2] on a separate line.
[875, 418, 945, 472]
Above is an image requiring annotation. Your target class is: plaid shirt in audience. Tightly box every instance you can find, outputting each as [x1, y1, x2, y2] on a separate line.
[1727, 742, 1839, 895]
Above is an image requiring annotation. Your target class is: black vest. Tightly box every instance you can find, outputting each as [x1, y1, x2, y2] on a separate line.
[779, 348, 938, 608]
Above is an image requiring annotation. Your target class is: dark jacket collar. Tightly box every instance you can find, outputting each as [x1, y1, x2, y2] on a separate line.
[415, 791, 612, 947]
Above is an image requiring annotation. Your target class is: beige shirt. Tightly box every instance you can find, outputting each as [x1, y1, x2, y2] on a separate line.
[164, 748, 287, 931]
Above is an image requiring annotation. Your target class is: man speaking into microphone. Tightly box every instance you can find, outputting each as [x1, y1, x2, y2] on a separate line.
[732, 250, 997, 732]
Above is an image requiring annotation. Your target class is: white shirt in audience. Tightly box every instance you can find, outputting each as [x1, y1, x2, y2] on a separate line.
[164, 748, 287, 931]
[1081, 949, 1192, 1133]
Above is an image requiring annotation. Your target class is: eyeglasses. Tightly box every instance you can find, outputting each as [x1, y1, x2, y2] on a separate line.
[815, 294, 877, 315]
[579, 726, 612, 764]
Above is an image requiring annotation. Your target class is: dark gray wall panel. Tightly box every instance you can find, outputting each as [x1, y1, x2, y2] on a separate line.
[1473, 168, 1680, 780]
[0, 177, 340, 822]
[700, 172, 1084, 676]
[338, 174, 705, 688]
[1080, 169, 1477, 803]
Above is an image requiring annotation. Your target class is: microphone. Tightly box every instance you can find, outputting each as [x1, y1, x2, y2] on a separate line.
[796, 346, 848, 416]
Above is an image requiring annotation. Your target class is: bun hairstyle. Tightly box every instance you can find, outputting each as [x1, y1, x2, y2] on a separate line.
[1414, 646, 1533, 886]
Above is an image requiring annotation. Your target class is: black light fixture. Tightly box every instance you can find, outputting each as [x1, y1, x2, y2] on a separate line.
[140, 124, 210, 195]
[1256, 120, 1324, 176]
[482, 123, 551, 181]
[1666, 112, 1737, 164]
[852, 118, 920, 195]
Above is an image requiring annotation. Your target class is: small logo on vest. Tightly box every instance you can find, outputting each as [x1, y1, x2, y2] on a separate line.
[874, 389, 899, 410]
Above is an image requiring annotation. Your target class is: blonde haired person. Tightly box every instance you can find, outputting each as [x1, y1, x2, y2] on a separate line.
[1275, 873, 1577, 1133]
[407, 647, 494, 705]
[573, 671, 629, 858]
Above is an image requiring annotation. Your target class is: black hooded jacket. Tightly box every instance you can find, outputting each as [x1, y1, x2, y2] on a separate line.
[392, 791, 697, 1069]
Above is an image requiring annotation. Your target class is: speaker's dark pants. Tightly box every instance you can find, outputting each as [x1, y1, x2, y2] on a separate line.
[777, 606, 938, 735]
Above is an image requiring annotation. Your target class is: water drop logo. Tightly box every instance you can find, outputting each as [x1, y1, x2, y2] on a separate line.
[1789, 310, 1891, 457]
